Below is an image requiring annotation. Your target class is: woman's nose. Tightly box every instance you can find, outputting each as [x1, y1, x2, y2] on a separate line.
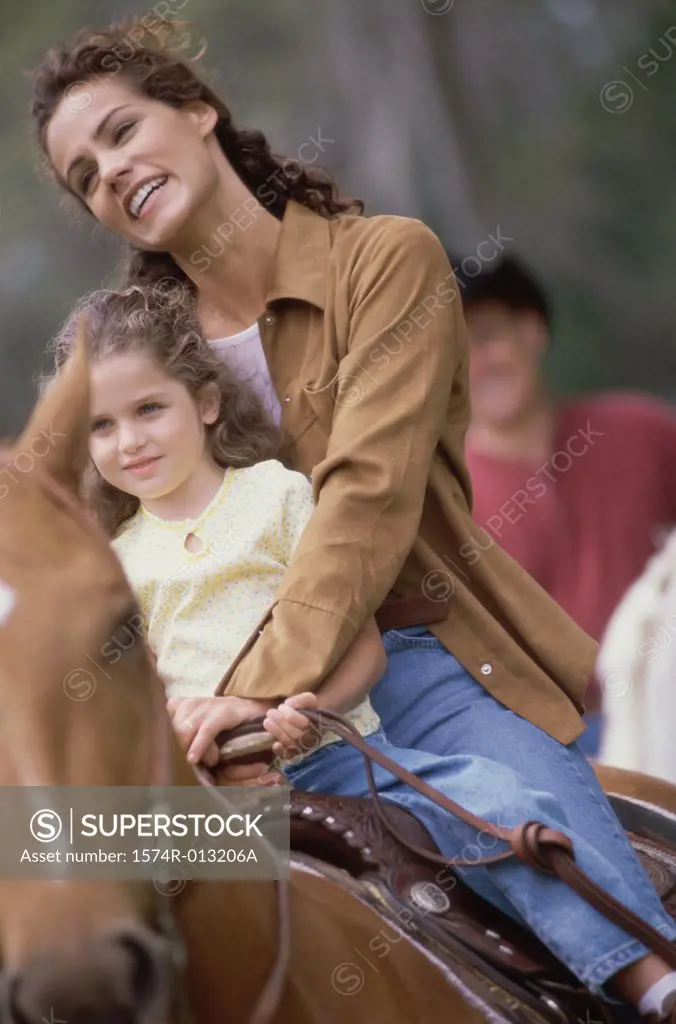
[98, 153, 133, 193]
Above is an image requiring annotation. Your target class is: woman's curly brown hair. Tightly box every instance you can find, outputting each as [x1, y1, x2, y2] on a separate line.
[44, 282, 281, 536]
[29, 17, 363, 289]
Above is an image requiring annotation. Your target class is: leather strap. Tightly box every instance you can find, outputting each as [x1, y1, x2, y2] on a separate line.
[246, 878, 291, 1024]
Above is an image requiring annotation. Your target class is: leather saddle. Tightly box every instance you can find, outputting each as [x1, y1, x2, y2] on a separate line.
[212, 720, 676, 1024]
[287, 789, 676, 1024]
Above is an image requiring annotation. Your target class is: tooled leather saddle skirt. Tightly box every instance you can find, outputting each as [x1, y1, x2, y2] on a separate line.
[211, 717, 676, 1024]
[250, 785, 676, 1024]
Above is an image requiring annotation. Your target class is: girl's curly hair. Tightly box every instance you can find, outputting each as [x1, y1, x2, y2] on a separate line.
[29, 17, 363, 290]
[45, 282, 281, 536]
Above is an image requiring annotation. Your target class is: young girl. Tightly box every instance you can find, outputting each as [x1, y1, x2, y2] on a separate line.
[49, 283, 386, 773]
[51, 282, 676, 1017]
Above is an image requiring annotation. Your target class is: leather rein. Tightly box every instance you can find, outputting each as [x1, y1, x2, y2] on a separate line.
[213, 704, 676, 1023]
[299, 708, 676, 966]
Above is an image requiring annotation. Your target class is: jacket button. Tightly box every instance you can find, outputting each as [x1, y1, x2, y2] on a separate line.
[263, 314, 276, 327]
[480, 663, 492, 676]
[284, 396, 291, 404]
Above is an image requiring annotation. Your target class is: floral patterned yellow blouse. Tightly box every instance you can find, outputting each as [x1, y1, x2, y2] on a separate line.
[113, 459, 380, 754]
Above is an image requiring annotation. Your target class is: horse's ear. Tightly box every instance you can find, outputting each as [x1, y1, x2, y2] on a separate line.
[16, 316, 91, 493]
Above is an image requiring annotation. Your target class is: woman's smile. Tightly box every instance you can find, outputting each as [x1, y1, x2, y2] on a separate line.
[126, 175, 169, 221]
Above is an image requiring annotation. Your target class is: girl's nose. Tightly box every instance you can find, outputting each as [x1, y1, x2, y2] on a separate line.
[117, 422, 145, 453]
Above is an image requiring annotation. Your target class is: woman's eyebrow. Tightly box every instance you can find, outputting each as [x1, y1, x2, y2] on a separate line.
[65, 104, 132, 185]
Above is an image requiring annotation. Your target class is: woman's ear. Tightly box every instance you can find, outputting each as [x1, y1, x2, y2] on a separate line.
[198, 382, 221, 425]
[184, 100, 219, 138]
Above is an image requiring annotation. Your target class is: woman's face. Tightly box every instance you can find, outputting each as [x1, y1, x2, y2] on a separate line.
[46, 78, 220, 250]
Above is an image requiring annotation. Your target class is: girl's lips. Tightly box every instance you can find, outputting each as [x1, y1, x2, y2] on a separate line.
[124, 457, 161, 476]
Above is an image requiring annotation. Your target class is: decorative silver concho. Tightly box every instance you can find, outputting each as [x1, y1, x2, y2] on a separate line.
[409, 881, 451, 914]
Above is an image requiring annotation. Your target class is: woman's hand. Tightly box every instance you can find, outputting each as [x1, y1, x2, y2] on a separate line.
[167, 695, 273, 768]
[263, 692, 325, 760]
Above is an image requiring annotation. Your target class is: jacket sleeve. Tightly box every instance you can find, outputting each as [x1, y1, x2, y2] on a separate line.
[223, 218, 465, 699]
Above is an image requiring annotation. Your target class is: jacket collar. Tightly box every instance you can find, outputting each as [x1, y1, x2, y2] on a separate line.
[265, 200, 332, 311]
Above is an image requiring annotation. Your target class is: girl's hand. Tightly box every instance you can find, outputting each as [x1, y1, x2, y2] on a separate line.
[263, 693, 324, 760]
[167, 695, 273, 768]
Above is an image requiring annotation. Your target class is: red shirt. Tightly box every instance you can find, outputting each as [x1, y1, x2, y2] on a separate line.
[466, 393, 676, 664]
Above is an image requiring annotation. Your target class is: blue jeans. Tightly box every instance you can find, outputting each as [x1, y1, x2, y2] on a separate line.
[578, 711, 603, 758]
[284, 627, 676, 996]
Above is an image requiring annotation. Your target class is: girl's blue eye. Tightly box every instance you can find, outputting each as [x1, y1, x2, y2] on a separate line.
[91, 418, 110, 432]
[139, 402, 163, 415]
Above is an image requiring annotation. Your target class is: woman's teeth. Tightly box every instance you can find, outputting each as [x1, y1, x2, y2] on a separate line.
[129, 176, 167, 219]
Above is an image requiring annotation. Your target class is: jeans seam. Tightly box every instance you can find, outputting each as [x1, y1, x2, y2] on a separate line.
[557, 742, 669, 908]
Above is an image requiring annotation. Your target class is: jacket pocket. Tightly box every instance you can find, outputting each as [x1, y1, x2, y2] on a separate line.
[302, 371, 341, 433]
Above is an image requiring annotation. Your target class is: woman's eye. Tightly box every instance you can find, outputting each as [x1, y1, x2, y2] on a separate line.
[91, 418, 111, 433]
[139, 402, 163, 415]
[80, 169, 96, 196]
[114, 120, 136, 142]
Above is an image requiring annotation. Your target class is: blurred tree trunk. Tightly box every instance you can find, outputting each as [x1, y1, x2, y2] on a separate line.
[322, 0, 485, 247]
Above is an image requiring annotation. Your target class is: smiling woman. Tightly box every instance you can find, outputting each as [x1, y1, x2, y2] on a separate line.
[31, 23, 357, 287]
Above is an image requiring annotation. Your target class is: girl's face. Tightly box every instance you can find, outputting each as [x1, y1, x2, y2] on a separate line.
[89, 351, 219, 502]
[45, 78, 220, 250]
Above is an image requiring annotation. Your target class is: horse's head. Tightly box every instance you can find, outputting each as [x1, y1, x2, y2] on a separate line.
[0, 324, 180, 1023]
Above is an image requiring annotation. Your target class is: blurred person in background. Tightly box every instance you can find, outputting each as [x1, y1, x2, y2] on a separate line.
[456, 253, 676, 757]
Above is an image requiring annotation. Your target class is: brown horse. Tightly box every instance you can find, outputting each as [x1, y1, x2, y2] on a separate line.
[594, 763, 676, 816]
[2, 331, 676, 1024]
[0, 331, 491, 1024]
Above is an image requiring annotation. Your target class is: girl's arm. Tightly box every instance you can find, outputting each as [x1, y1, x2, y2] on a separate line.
[261, 615, 385, 760]
[312, 615, 386, 713]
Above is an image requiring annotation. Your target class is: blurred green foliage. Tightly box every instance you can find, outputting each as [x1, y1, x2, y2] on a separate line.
[1, 0, 675, 433]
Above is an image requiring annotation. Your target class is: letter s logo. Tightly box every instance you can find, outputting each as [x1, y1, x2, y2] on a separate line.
[29, 809, 63, 843]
